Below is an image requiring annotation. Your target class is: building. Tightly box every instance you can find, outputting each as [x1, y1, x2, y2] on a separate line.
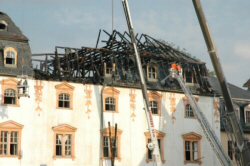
[0, 12, 223, 166]
[209, 76, 250, 166]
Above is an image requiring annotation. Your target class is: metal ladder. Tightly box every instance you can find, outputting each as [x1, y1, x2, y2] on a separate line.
[175, 73, 234, 166]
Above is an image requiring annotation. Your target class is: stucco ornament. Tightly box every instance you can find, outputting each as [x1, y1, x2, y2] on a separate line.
[130, 89, 136, 121]
[169, 93, 176, 123]
[213, 98, 220, 129]
[85, 85, 92, 119]
[34, 80, 43, 116]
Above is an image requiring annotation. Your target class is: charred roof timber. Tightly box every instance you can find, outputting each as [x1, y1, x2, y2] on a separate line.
[32, 30, 212, 94]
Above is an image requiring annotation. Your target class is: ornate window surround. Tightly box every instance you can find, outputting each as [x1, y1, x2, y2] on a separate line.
[101, 126, 123, 162]
[3, 46, 17, 68]
[55, 83, 75, 110]
[182, 96, 199, 119]
[102, 87, 120, 113]
[144, 130, 165, 164]
[182, 132, 202, 165]
[148, 91, 162, 116]
[52, 124, 77, 161]
[146, 62, 157, 82]
[0, 78, 20, 107]
[0, 120, 23, 159]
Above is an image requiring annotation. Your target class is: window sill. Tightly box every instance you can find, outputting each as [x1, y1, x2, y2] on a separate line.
[152, 113, 161, 116]
[103, 110, 119, 113]
[1, 104, 20, 107]
[101, 157, 121, 162]
[147, 78, 157, 82]
[56, 107, 73, 110]
[0, 155, 21, 160]
[53, 156, 75, 161]
[146, 159, 165, 164]
[184, 116, 197, 119]
[184, 161, 202, 165]
[4, 64, 17, 68]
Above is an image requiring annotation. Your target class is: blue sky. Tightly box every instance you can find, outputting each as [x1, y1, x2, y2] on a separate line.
[1, 0, 250, 89]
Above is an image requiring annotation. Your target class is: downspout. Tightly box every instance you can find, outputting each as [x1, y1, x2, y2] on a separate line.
[99, 83, 106, 166]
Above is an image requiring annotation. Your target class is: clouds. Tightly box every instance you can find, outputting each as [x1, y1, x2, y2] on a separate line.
[234, 41, 250, 59]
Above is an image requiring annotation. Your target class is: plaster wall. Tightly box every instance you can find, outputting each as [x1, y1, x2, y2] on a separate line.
[0, 76, 221, 166]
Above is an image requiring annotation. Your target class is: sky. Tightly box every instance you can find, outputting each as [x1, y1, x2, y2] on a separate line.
[1, 0, 250, 89]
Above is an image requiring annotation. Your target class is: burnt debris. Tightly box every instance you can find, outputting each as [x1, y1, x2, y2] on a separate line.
[32, 30, 212, 94]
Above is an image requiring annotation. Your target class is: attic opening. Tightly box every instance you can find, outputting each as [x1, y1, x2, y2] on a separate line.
[0, 20, 7, 31]
[6, 51, 15, 65]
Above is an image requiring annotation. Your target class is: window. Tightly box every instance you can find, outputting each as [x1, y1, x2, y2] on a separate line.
[103, 136, 118, 158]
[52, 124, 77, 161]
[0, 78, 20, 107]
[102, 127, 122, 162]
[0, 20, 7, 31]
[148, 91, 162, 116]
[147, 65, 157, 81]
[186, 104, 194, 118]
[150, 101, 158, 114]
[182, 132, 202, 165]
[185, 70, 193, 83]
[103, 87, 120, 113]
[228, 141, 233, 160]
[104, 63, 115, 76]
[144, 130, 165, 164]
[0, 120, 23, 159]
[244, 105, 250, 124]
[59, 93, 70, 108]
[55, 83, 75, 109]
[105, 97, 116, 111]
[183, 96, 199, 119]
[3, 47, 17, 67]
[4, 89, 16, 105]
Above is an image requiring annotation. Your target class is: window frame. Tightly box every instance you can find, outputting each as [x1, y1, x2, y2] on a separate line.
[55, 83, 75, 110]
[0, 120, 23, 159]
[148, 91, 162, 116]
[104, 62, 116, 77]
[144, 130, 165, 164]
[0, 78, 20, 107]
[3, 46, 17, 68]
[0, 20, 8, 32]
[244, 104, 250, 124]
[4, 89, 17, 105]
[182, 132, 202, 165]
[52, 124, 77, 161]
[58, 93, 70, 108]
[102, 87, 120, 113]
[185, 104, 195, 118]
[101, 127, 122, 162]
[182, 96, 199, 119]
[147, 64, 157, 82]
[105, 97, 116, 112]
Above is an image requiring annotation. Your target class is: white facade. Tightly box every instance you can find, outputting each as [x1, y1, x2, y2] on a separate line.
[0, 76, 221, 166]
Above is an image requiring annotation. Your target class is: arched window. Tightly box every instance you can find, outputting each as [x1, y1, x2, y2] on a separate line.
[105, 97, 116, 111]
[0, 20, 7, 31]
[59, 93, 70, 108]
[150, 101, 158, 114]
[4, 89, 16, 105]
[186, 104, 194, 118]
[4, 47, 17, 67]
[185, 70, 193, 83]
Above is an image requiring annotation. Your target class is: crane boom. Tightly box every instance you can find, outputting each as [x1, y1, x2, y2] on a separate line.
[121, 0, 162, 165]
[192, 0, 250, 165]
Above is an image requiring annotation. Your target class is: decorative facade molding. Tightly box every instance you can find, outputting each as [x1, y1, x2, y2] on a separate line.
[84, 85, 92, 119]
[213, 98, 220, 129]
[129, 89, 136, 121]
[34, 80, 43, 116]
[102, 87, 120, 113]
[169, 93, 176, 123]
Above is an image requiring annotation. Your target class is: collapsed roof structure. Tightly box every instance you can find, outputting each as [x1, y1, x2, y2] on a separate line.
[32, 30, 212, 94]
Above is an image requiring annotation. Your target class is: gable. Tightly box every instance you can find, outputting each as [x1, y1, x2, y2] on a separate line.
[0, 120, 23, 129]
[182, 132, 202, 139]
[182, 96, 199, 102]
[55, 82, 75, 91]
[148, 91, 162, 99]
[52, 124, 77, 132]
[103, 87, 120, 95]
[0, 78, 18, 85]
[144, 130, 165, 137]
[102, 126, 123, 135]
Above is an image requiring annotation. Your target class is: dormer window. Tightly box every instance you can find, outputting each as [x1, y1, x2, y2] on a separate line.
[147, 63, 157, 82]
[104, 63, 115, 77]
[0, 20, 7, 31]
[3, 47, 17, 67]
[185, 70, 193, 83]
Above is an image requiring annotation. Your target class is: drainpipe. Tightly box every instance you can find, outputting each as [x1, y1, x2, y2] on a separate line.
[99, 83, 106, 166]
